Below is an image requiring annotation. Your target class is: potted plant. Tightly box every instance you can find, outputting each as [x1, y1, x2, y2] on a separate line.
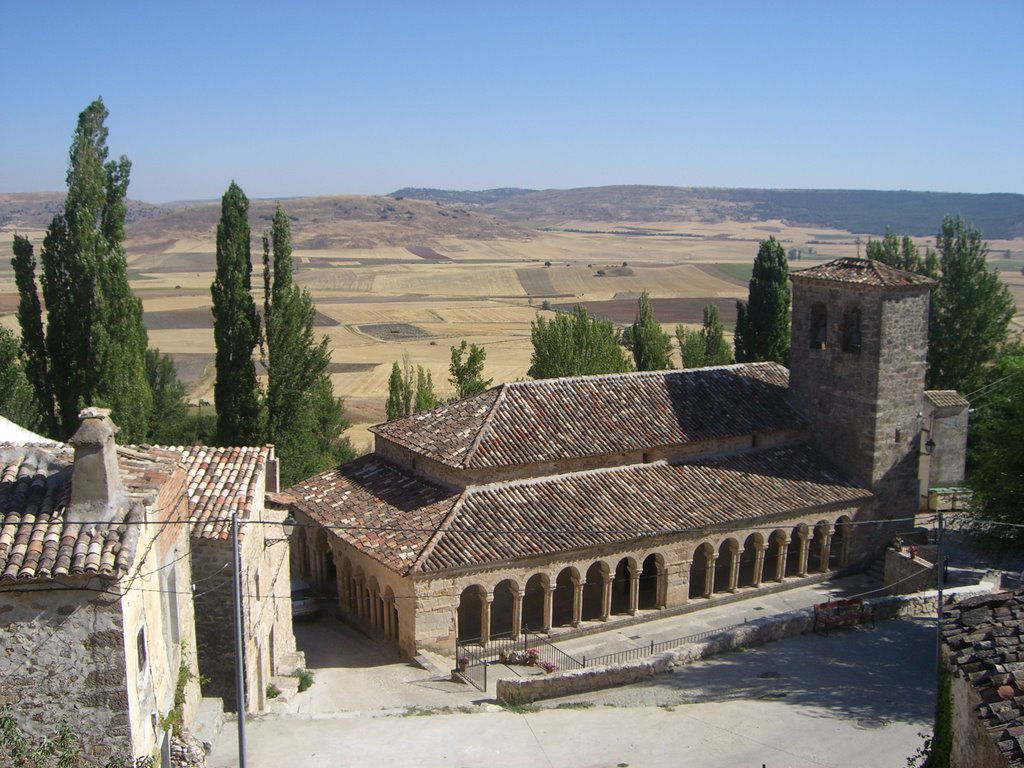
[539, 660, 558, 674]
[526, 648, 540, 666]
[456, 656, 469, 673]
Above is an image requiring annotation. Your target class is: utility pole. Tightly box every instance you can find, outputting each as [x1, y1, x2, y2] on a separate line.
[232, 512, 248, 768]
[935, 506, 945, 671]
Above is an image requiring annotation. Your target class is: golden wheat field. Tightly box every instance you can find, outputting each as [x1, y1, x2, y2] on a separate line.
[2, 216, 1021, 452]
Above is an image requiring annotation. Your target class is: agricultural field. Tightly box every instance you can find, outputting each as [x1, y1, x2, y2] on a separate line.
[2, 196, 1022, 452]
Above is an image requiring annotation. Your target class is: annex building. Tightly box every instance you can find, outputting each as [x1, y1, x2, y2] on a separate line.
[286, 258, 967, 658]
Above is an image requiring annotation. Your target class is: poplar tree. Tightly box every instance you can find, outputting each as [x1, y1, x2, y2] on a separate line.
[928, 216, 1015, 394]
[18, 99, 151, 440]
[212, 182, 262, 445]
[263, 205, 353, 483]
[625, 291, 673, 371]
[448, 340, 492, 398]
[734, 237, 791, 365]
[11, 235, 55, 433]
[528, 304, 633, 379]
[677, 304, 734, 369]
[0, 327, 38, 430]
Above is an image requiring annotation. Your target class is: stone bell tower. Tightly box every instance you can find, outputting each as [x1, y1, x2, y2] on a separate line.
[788, 258, 934, 547]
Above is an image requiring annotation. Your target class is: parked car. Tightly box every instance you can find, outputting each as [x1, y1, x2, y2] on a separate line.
[290, 579, 320, 619]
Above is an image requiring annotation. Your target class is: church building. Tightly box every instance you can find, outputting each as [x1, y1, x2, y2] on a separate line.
[284, 258, 966, 658]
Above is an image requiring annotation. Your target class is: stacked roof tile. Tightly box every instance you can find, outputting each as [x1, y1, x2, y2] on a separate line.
[372, 363, 801, 469]
[0, 443, 179, 582]
[942, 590, 1024, 767]
[179, 446, 269, 539]
[290, 445, 869, 575]
[925, 390, 971, 409]
[791, 257, 934, 288]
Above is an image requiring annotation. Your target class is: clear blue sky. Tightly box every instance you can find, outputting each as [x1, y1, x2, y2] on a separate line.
[4, 1, 1022, 202]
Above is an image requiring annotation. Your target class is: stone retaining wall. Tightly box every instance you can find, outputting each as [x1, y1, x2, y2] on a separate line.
[495, 585, 992, 703]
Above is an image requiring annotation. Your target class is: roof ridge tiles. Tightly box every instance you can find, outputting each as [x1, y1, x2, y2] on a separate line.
[461, 381, 511, 468]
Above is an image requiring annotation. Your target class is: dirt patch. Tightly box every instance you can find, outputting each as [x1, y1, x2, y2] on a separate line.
[357, 323, 432, 341]
[407, 246, 452, 262]
[327, 362, 379, 373]
[551, 297, 737, 326]
[145, 307, 338, 330]
[695, 263, 750, 288]
[516, 268, 558, 296]
[164, 352, 215, 385]
[0, 293, 18, 314]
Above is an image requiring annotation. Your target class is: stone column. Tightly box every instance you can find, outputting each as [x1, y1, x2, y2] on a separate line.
[600, 572, 612, 621]
[704, 554, 717, 598]
[572, 579, 584, 627]
[542, 586, 554, 632]
[512, 590, 524, 639]
[752, 544, 766, 587]
[383, 597, 393, 641]
[678, 559, 693, 606]
[481, 595, 493, 645]
[629, 570, 640, 615]
[797, 532, 811, 577]
[775, 541, 788, 581]
[819, 528, 834, 572]
[728, 547, 741, 592]
[840, 524, 850, 567]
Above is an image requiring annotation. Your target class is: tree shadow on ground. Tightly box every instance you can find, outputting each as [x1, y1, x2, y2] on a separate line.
[641, 616, 937, 727]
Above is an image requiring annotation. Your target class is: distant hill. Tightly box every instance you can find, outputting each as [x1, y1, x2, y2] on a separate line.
[395, 185, 1024, 239]
[0, 192, 163, 230]
[390, 187, 536, 205]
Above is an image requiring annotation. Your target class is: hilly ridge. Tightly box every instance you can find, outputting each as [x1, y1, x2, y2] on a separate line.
[391, 185, 1024, 239]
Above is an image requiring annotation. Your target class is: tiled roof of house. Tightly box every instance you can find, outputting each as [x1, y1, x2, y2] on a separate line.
[179, 446, 270, 539]
[925, 390, 970, 409]
[941, 590, 1024, 767]
[791, 258, 934, 288]
[0, 443, 180, 582]
[372, 363, 801, 469]
[290, 444, 869, 575]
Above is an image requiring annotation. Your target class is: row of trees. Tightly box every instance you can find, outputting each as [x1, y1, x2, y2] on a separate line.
[213, 185, 354, 485]
[3, 100, 353, 487]
[384, 341, 492, 420]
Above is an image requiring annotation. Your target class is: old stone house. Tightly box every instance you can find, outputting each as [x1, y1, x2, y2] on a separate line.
[941, 590, 1024, 768]
[180, 445, 302, 713]
[0, 409, 201, 765]
[286, 258, 967, 658]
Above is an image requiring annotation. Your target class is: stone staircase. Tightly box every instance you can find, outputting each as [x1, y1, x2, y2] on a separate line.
[414, 648, 455, 677]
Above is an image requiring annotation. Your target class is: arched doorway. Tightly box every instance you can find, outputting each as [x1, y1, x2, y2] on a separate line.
[738, 533, 762, 588]
[689, 543, 714, 599]
[490, 579, 518, 638]
[552, 568, 576, 627]
[831, 517, 851, 569]
[457, 585, 486, 643]
[714, 540, 737, 593]
[638, 553, 662, 610]
[784, 526, 805, 577]
[611, 558, 633, 615]
[582, 562, 606, 621]
[523, 573, 547, 632]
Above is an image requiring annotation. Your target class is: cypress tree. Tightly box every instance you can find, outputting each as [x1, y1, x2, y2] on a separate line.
[734, 237, 791, 365]
[212, 182, 262, 445]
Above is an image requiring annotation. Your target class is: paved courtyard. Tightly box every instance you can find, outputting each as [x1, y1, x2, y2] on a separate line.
[208, 577, 939, 768]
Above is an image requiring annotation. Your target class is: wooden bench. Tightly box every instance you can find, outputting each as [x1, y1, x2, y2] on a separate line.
[813, 598, 874, 637]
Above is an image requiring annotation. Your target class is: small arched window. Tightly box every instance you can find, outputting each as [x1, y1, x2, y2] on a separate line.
[809, 302, 828, 349]
[842, 306, 862, 353]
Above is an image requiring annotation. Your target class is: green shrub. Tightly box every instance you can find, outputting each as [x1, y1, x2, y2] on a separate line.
[296, 668, 314, 693]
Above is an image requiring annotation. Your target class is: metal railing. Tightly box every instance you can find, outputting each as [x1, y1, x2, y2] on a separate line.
[583, 623, 744, 667]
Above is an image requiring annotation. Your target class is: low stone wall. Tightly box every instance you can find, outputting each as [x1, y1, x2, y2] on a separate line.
[884, 547, 937, 596]
[495, 585, 992, 703]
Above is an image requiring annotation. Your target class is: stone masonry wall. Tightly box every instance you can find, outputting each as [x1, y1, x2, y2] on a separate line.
[192, 536, 239, 710]
[0, 582, 133, 766]
[496, 586, 991, 703]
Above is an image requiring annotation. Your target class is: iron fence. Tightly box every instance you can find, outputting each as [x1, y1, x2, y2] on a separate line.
[583, 623, 744, 668]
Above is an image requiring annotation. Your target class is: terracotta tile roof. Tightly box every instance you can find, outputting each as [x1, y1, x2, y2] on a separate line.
[925, 390, 970, 409]
[941, 590, 1024, 767]
[372, 363, 801, 469]
[290, 445, 869, 575]
[791, 257, 934, 288]
[179, 446, 270, 539]
[0, 443, 179, 582]
[289, 455, 459, 574]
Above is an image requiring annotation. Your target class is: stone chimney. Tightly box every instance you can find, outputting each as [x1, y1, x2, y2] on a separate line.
[68, 407, 125, 526]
